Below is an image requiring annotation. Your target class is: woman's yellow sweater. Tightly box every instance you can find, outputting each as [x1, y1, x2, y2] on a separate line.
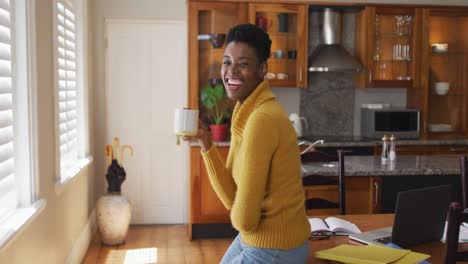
[201, 80, 310, 250]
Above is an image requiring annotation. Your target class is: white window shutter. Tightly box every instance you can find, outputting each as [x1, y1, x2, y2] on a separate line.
[56, 0, 79, 179]
[0, 0, 17, 220]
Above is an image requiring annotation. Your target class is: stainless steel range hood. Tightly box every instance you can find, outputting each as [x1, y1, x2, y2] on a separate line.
[308, 8, 363, 72]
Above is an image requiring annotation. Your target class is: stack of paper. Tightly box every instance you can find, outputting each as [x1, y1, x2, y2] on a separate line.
[315, 244, 430, 264]
[441, 222, 468, 243]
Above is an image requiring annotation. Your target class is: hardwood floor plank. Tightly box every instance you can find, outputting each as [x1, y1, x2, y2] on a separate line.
[84, 225, 233, 264]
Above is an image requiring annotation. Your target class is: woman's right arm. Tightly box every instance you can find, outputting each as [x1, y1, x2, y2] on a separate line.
[201, 145, 236, 210]
[182, 128, 236, 210]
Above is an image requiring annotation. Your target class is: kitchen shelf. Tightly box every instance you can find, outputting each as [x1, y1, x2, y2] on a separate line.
[374, 59, 412, 62]
[376, 33, 412, 38]
[430, 52, 466, 56]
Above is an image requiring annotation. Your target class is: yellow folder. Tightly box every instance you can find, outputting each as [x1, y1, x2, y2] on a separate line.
[315, 244, 430, 264]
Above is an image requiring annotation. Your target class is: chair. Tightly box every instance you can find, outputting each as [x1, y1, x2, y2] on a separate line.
[445, 156, 468, 263]
[302, 150, 346, 215]
[445, 202, 468, 263]
[460, 155, 468, 209]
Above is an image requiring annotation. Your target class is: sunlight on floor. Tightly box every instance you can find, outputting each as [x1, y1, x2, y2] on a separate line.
[106, 247, 158, 264]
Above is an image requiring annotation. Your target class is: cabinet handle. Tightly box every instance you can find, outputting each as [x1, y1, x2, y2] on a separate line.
[299, 66, 303, 83]
[368, 70, 373, 85]
[450, 147, 467, 152]
[374, 181, 379, 209]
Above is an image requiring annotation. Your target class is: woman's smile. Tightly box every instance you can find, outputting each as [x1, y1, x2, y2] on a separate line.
[225, 77, 244, 91]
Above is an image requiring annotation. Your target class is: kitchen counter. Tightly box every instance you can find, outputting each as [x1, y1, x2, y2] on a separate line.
[301, 155, 461, 177]
[188, 140, 230, 147]
[188, 137, 468, 147]
[299, 136, 468, 147]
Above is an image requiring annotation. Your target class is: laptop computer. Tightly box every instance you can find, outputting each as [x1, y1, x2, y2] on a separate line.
[349, 184, 452, 248]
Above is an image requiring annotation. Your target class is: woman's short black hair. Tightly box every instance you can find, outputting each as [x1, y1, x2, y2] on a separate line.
[226, 24, 272, 63]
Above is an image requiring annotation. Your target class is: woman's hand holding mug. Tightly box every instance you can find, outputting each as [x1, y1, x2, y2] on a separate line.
[174, 108, 212, 151]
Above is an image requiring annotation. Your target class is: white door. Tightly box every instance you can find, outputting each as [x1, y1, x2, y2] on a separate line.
[105, 21, 187, 224]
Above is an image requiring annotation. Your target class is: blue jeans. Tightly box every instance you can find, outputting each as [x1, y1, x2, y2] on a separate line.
[220, 234, 309, 264]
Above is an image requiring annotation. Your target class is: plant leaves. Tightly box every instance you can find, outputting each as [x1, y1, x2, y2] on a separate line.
[200, 83, 231, 125]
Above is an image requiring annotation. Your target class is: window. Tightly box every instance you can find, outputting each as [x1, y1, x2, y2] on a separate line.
[53, 0, 89, 184]
[0, 0, 42, 247]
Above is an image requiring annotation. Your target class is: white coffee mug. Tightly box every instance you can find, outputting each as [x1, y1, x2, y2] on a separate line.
[174, 108, 199, 136]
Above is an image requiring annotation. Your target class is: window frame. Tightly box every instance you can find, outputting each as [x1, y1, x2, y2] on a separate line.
[0, 0, 46, 251]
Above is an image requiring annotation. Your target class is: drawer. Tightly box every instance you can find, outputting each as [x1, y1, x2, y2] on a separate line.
[436, 145, 468, 154]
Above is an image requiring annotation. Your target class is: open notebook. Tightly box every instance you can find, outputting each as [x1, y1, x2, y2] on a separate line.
[309, 217, 361, 237]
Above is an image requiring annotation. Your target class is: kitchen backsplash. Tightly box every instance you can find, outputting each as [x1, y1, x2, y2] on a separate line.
[299, 9, 357, 136]
[300, 72, 355, 136]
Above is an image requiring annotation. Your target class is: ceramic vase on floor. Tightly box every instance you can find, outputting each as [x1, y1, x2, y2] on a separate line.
[96, 193, 131, 245]
[96, 139, 134, 246]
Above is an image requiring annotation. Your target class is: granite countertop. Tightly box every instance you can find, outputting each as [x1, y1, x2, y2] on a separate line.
[301, 155, 461, 177]
[299, 136, 468, 147]
[316, 139, 468, 147]
[188, 137, 468, 147]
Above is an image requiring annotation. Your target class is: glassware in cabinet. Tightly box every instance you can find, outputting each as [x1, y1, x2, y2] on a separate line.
[248, 4, 307, 88]
[356, 6, 420, 88]
[422, 8, 468, 137]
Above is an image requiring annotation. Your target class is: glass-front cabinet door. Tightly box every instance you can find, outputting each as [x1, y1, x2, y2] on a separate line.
[187, 2, 247, 228]
[364, 6, 420, 88]
[421, 8, 468, 137]
[188, 2, 247, 109]
[248, 4, 307, 88]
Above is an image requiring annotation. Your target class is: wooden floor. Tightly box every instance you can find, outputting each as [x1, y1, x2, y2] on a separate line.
[83, 225, 232, 264]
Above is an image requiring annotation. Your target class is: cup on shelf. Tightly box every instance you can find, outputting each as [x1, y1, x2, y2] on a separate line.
[277, 73, 288, 80]
[209, 33, 226, 48]
[272, 50, 286, 59]
[288, 50, 297, 59]
[431, 43, 448, 53]
[434, 82, 450, 95]
[278, 13, 289, 32]
[256, 16, 272, 31]
[265, 72, 276, 80]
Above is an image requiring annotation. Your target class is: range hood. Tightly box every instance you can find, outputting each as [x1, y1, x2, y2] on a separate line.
[308, 8, 363, 72]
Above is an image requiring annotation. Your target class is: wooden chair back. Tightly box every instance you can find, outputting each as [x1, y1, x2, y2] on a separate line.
[445, 202, 468, 263]
[302, 150, 346, 215]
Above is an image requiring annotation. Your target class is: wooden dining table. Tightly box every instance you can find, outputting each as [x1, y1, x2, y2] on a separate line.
[306, 214, 468, 263]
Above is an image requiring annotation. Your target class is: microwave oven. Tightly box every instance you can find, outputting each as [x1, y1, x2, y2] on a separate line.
[361, 108, 420, 139]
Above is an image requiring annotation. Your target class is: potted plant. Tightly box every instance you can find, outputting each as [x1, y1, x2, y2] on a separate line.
[200, 80, 232, 141]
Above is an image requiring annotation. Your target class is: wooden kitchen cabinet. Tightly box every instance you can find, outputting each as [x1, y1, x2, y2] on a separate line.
[188, 2, 248, 110]
[304, 176, 382, 216]
[248, 3, 308, 88]
[190, 146, 230, 225]
[355, 6, 422, 88]
[417, 8, 468, 138]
